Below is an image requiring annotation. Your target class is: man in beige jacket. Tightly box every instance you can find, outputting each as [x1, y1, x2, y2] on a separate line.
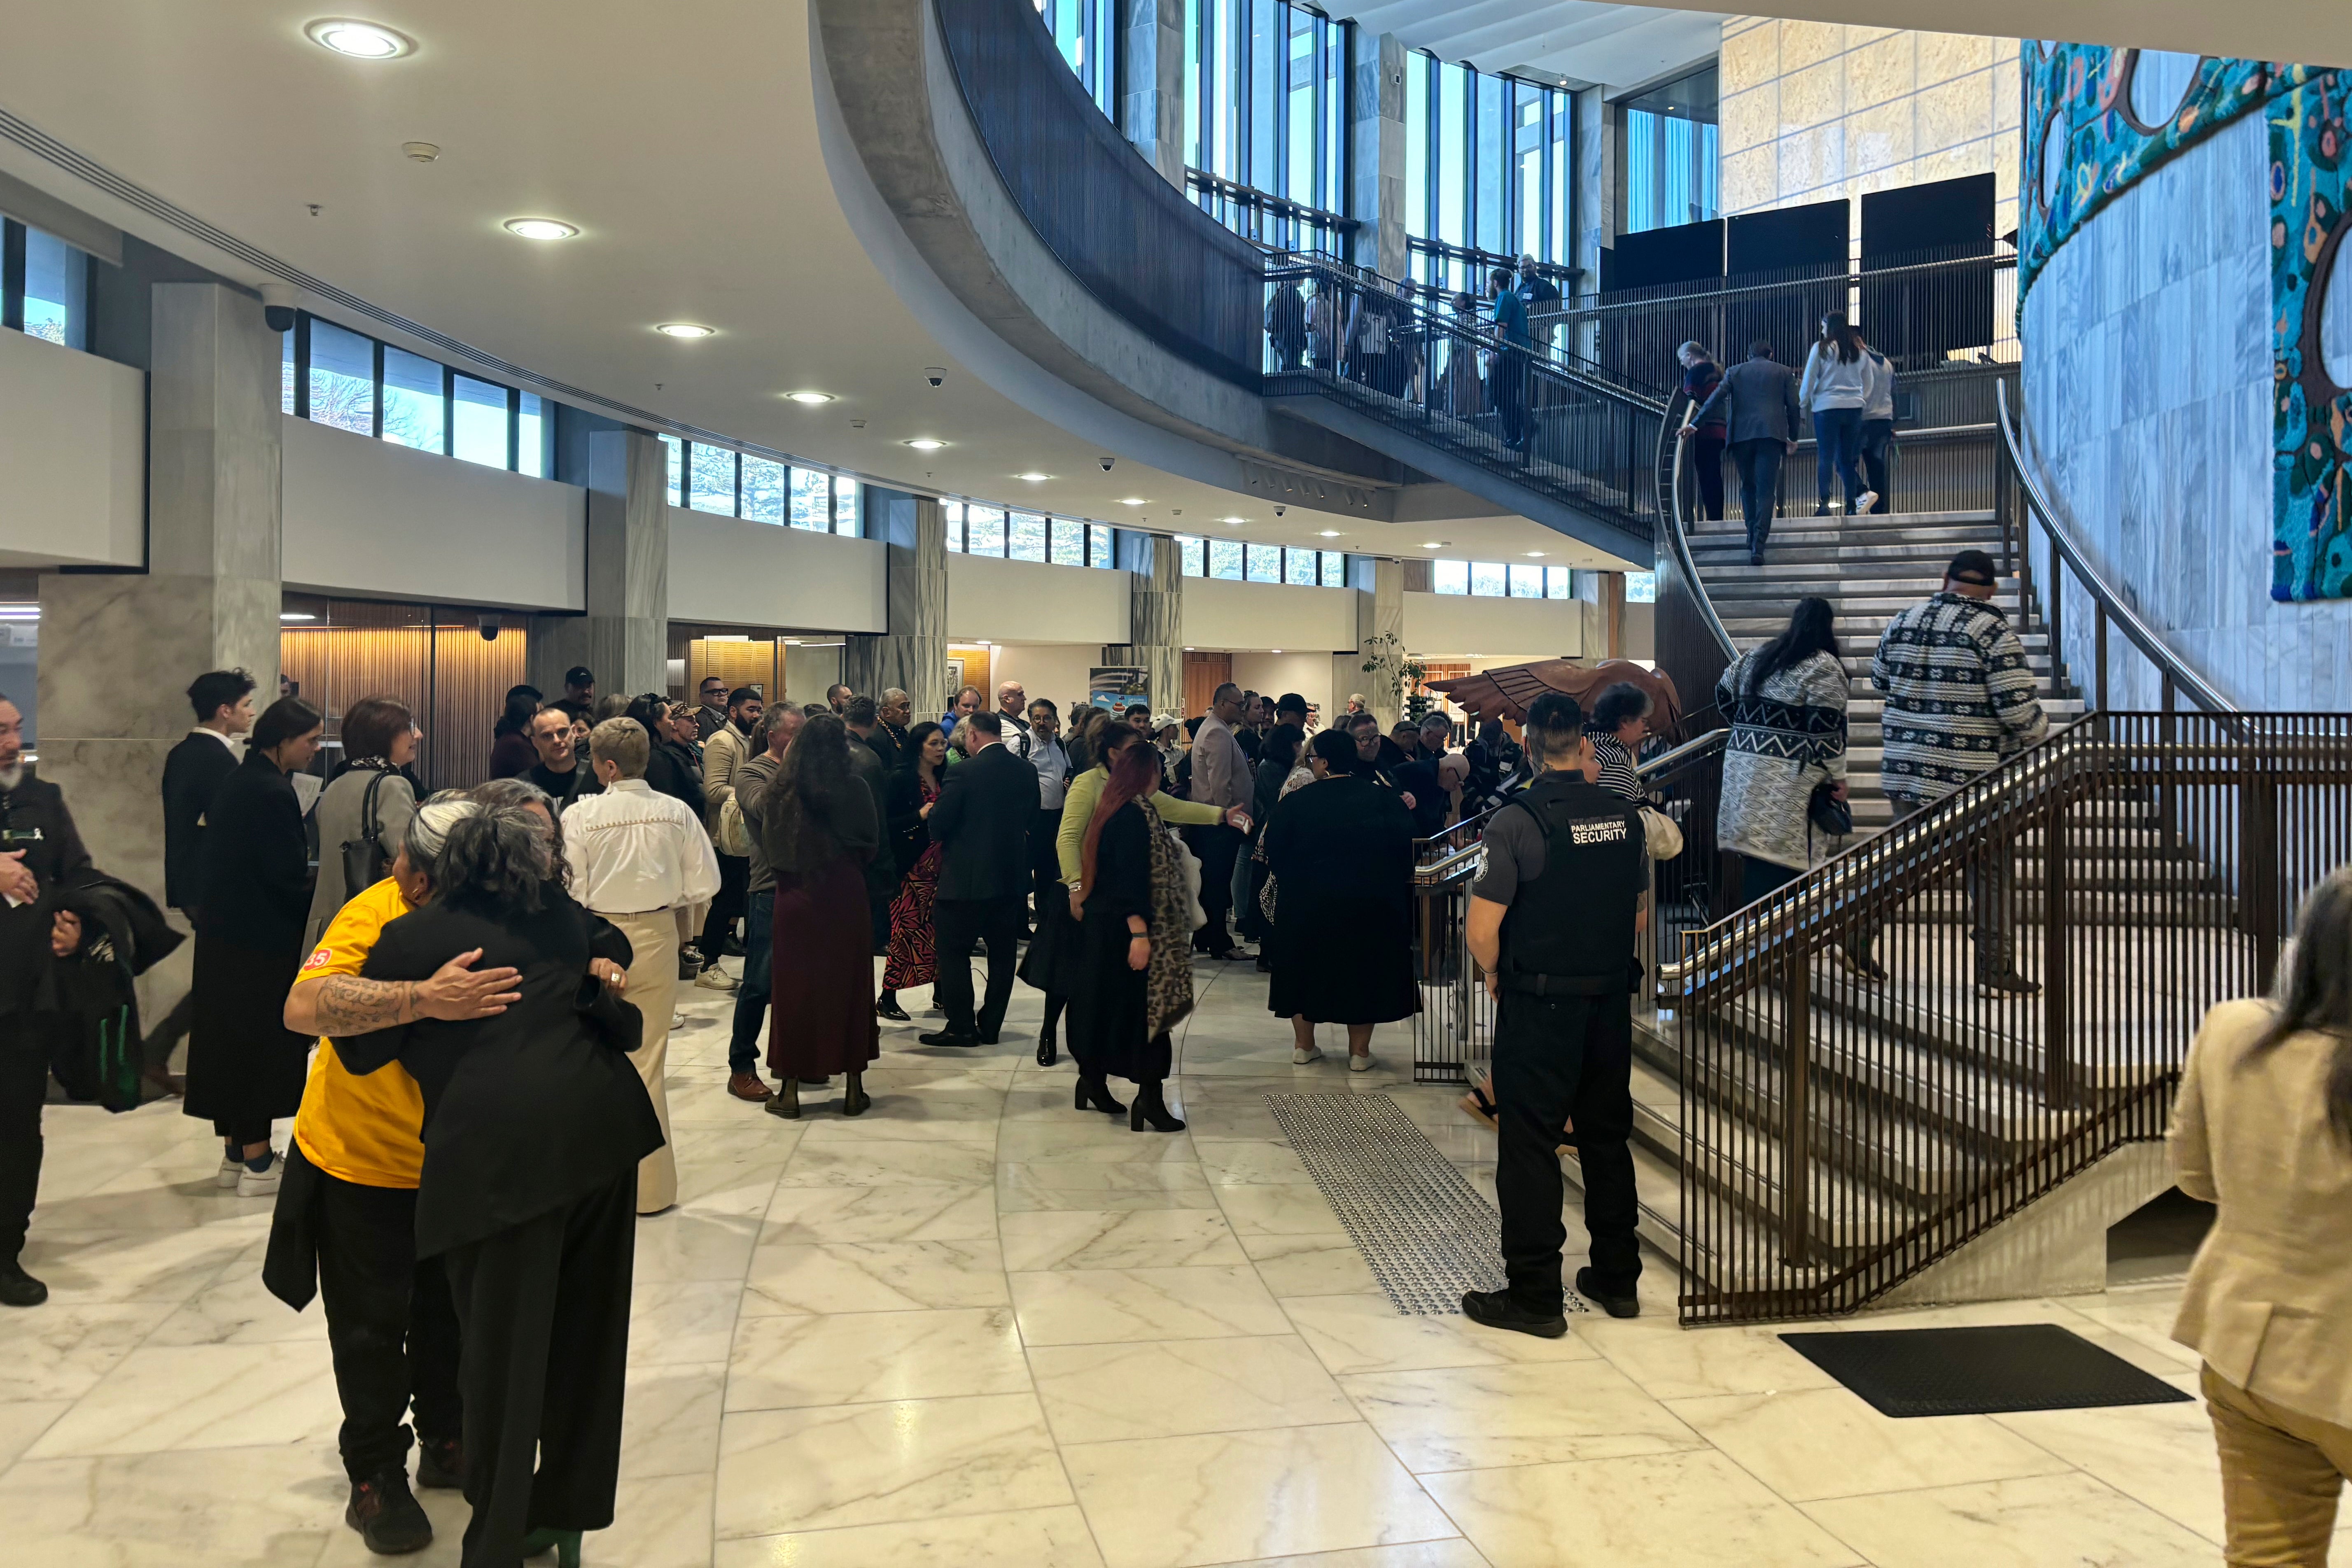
[695, 686, 762, 989]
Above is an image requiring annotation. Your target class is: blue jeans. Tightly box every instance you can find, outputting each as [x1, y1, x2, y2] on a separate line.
[728, 888, 774, 1076]
[1812, 406, 1865, 511]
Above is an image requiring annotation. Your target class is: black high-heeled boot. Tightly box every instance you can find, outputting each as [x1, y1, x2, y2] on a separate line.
[1037, 995, 1065, 1066]
[842, 1071, 871, 1117]
[1129, 1079, 1185, 1133]
[1074, 1074, 1126, 1116]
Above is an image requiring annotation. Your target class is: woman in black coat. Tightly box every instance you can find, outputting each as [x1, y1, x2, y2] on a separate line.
[1264, 728, 1420, 1072]
[1236, 723, 1303, 948]
[335, 799, 655, 1568]
[184, 696, 323, 1188]
[1068, 740, 1192, 1133]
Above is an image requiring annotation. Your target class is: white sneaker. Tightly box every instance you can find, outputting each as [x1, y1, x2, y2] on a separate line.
[214, 1156, 243, 1189]
[1349, 1052, 1377, 1073]
[1293, 1044, 1325, 1065]
[1855, 490, 1878, 512]
[236, 1157, 282, 1199]
[670, 1012, 687, 1031]
[694, 966, 736, 992]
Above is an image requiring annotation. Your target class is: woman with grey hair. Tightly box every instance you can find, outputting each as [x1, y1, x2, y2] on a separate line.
[1677, 340, 1728, 521]
[333, 803, 654, 1568]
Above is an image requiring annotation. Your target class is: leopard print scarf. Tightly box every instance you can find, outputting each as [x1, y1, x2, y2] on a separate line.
[1139, 807, 1195, 1040]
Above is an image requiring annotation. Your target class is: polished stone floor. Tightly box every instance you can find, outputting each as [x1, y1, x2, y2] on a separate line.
[7, 956, 2340, 1566]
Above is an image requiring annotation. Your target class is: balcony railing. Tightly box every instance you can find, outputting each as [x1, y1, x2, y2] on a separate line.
[1185, 169, 1357, 260]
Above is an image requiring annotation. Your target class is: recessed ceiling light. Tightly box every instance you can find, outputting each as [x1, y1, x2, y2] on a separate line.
[904, 438, 948, 451]
[1317, 530, 1342, 538]
[1118, 497, 1148, 506]
[305, 18, 413, 58]
[1270, 648, 1284, 654]
[503, 217, 578, 241]
[1016, 472, 1051, 482]
[784, 390, 833, 405]
[655, 322, 714, 339]
[1221, 515, 1246, 524]
[1421, 541, 1447, 549]
[280, 611, 317, 622]
[1524, 551, 1546, 558]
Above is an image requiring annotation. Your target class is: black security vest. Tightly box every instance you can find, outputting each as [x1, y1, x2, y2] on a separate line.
[1495, 775, 1645, 994]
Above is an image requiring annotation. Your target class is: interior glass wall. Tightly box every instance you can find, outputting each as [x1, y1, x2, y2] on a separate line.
[5, 220, 92, 350]
[1619, 64, 1720, 235]
[278, 596, 530, 793]
[1404, 54, 1575, 296]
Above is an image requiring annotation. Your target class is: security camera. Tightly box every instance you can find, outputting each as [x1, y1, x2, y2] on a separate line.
[924, 367, 945, 387]
[1274, 505, 1286, 517]
[476, 613, 500, 642]
[261, 282, 299, 334]
[1099, 457, 1115, 472]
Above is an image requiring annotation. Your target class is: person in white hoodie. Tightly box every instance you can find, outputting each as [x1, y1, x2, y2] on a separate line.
[1797, 311, 1871, 516]
[1856, 334, 1897, 515]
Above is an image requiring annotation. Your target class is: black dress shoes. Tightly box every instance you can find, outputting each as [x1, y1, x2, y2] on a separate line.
[917, 1029, 979, 1048]
[1461, 1288, 1568, 1338]
[1575, 1266, 1641, 1318]
[0, 1259, 48, 1308]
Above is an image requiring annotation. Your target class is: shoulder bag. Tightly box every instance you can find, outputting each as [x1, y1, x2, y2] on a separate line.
[339, 769, 393, 894]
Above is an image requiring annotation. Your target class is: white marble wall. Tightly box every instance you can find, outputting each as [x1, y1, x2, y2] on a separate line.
[2021, 112, 2352, 711]
[532, 429, 670, 698]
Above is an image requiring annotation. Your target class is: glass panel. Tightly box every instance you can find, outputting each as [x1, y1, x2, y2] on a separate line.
[1048, 517, 1082, 564]
[1545, 565, 1573, 598]
[452, 374, 508, 468]
[1620, 64, 1719, 234]
[1248, 0, 1277, 191]
[1475, 72, 1505, 253]
[1286, 9, 1314, 203]
[1209, 539, 1244, 579]
[1177, 534, 1206, 576]
[738, 455, 784, 521]
[789, 469, 831, 530]
[283, 328, 296, 415]
[1433, 559, 1468, 595]
[1406, 54, 1428, 238]
[1437, 62, 1466, 247]
[1245, 543, 1281, 582]
[944, 500, 966, 551]
[1008, 510, 1049, 561]
[1088, 523, 1113, 568]
[1552, 93, 1570, 264]
[1624, 571, 1657, 604]
[1516, 83, 1544, 261]
[832, 477, 863, 536]
[517, 393, 546, 476]
[380, 347, 443, 451]
[659, 434, 684, 505]
[1321, 550, 1346, 585]
[1284, 547, 1318, 585]
[1507, 564, 1544, 597]
[1470, 560, 1506, 597]
[21, 229, 86, 349]
[690, 443, 737, 514]
[966, 504, 1006, 555]
[307, 320, 376, 435]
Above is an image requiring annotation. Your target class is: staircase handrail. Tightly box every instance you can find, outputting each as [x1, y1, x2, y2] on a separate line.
[1996, 380, 2234, 716]
[1657, 385, 1739, 665]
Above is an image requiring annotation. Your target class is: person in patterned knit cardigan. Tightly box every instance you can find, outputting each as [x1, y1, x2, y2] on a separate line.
[1868, 548, 2049, 994]
[1715, 598, 1850, 910]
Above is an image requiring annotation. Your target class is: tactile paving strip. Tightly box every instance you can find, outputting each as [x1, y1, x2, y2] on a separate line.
[1265, 1092, 1585, 1317]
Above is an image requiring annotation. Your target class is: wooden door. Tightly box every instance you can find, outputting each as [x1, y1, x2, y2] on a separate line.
[1182, 651, 1231, 721]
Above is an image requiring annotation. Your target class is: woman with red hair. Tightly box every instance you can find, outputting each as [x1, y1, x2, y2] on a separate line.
[1067, 738, 1195, 1131]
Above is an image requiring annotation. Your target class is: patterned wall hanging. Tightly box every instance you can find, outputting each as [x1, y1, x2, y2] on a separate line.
[2270, 72, 2352, 602]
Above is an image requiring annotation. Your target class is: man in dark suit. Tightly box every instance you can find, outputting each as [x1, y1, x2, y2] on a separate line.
[1683, 338, 1803, 565]
[150, 668, 257, 1093]
[920, 711, 1039, 1047]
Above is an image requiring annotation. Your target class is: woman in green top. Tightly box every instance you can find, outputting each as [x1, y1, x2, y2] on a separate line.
[1020, 721, 1241, 1074]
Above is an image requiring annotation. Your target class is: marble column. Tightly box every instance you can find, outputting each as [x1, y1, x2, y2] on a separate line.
[1120, 0, 1186, 189]
[531, 429, 667, 699]
[37, 280, 285, 1015]
[1349, 33, 1409, 282]
[1104, 533, 1182, 715]
[1574, 84, 1617, 359]
[1354, 556, 1405, 730]
[844, 491, 948, 719]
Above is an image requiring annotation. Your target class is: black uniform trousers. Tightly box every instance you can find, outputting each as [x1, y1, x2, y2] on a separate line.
[933, 896, 1024, 1040]
[439, 1167, 636, 1568]
[313, 1168, 463, 1480]
[0, 1013, 53, 1263]
[1491, 988, 1641, 1314]
[1188, 824, 1246, 956]
[1029, 808, 1064, 931]
[698, 853, 749, 959]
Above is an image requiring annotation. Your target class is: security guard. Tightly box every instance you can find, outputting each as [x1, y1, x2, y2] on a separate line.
[1460, 691, 1648, 1333]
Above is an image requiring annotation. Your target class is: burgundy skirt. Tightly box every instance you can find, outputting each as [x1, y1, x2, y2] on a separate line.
[769, 857, 881, 1078]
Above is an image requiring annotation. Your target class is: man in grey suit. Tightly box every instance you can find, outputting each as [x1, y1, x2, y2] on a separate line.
[1683, 339, 1802, 564]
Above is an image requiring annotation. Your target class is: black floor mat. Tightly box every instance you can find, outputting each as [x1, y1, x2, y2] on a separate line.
[1778, 1323, 2195, 1418]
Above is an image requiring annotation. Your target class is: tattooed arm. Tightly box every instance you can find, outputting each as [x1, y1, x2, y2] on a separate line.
[285, 948, 524, 1038]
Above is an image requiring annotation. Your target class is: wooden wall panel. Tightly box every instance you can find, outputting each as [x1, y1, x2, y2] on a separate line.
[1182, 651, 1232, 721]
[430, 619, 528, 789]
[690, 639, 781, 705]
[281, 603, 528, 792]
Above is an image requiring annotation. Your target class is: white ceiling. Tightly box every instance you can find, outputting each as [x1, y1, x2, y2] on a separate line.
[1316, 2, 1729, 89]
[0, 1, 1612, 569]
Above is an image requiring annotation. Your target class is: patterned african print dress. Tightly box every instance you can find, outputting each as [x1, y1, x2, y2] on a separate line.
[882, 779, 943, 989]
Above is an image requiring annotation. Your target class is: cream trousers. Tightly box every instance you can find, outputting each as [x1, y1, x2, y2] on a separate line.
[604, 909, 679, 1214]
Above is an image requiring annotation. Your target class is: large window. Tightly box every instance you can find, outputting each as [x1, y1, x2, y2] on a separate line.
[1173, 536, 1346, 585]
[1038, 0, 1119, 117]
[658, 430, 863, 534]
[1185, 0, 1349, 249]
[282, 312, 548, 478]
[5, 220, 92, 350]
[943, 502, 1117, 570]
[1619, 65, 1719, 236]
[1404, 55, 1575, 298]
[1430, 559, 1577, 599]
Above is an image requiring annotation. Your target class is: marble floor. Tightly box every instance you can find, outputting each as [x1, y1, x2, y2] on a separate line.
[9, 954, 2345, 1567]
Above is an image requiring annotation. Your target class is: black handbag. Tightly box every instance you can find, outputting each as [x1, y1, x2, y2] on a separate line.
[1808, 779, 1852, 838]
[339, 769, 392, 894]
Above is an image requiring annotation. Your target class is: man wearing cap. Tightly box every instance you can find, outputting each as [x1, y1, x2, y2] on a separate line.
[1867, 547, 2049, 994]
